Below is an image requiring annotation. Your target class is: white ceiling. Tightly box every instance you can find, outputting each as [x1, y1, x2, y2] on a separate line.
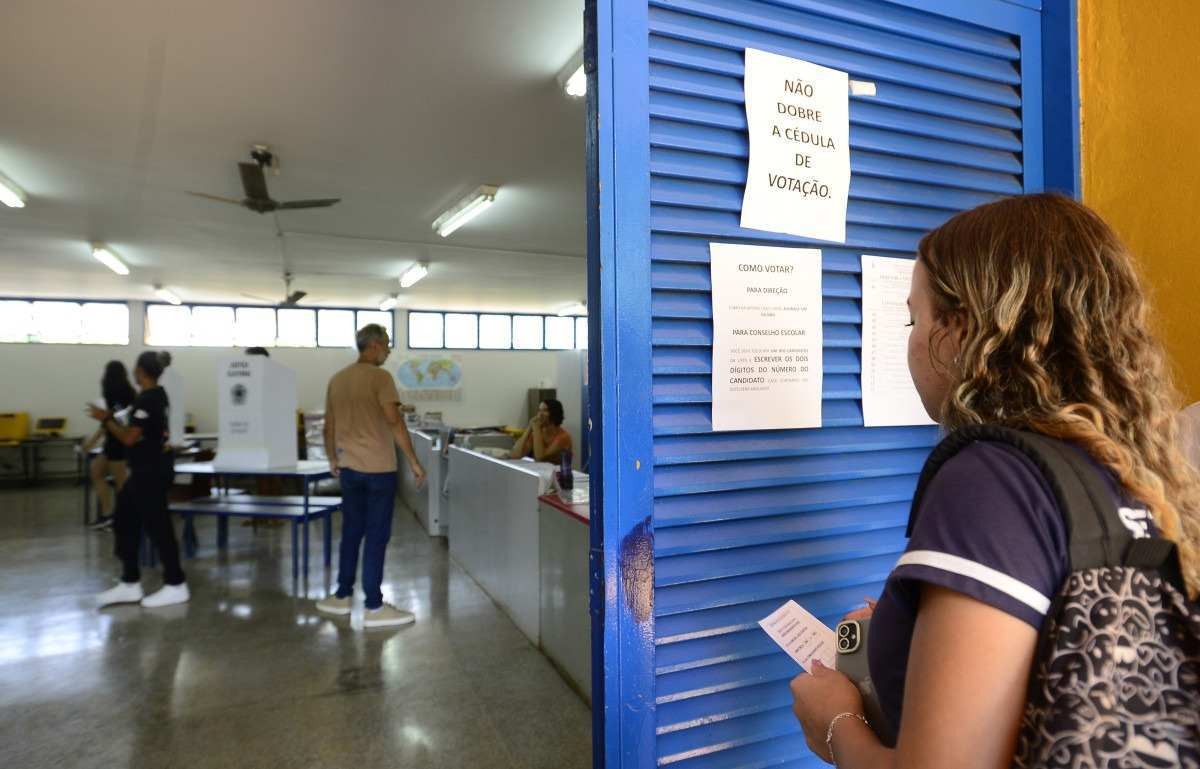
[0, 0, 586, 312]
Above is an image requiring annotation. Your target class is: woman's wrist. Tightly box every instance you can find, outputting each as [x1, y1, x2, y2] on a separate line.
[825, 712, 870, 765]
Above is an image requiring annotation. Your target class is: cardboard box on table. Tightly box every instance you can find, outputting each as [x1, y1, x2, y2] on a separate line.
[160, 365, 187, 448]
[214, 357, 298, 470]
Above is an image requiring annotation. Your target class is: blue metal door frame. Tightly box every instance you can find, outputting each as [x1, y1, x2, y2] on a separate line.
[586, 1, 1081, 767]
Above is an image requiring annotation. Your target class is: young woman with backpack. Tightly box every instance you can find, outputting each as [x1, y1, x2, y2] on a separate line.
[789, 194, 1200, 768]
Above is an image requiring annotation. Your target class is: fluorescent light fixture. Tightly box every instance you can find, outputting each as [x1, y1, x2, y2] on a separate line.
[556, 301, 587, 316]
[379, 295, 398, 311]
[432, 185, 498, 237]
[91, 244, 130, 276]
[398, 262, 428, 289]
[154, 285, 182, 305]
[0, 172, 25, 208]
[557, 48, 585, 98]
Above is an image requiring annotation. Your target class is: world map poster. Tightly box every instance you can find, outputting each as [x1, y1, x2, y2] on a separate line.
[396, 356, 464, 401]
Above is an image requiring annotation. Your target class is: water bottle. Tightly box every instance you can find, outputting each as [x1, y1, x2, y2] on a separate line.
[558, 449, 574, 491]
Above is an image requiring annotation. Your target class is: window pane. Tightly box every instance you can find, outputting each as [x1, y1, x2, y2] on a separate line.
[277, 309, 317, 347]
[408, 312, 444, 348]
[318, 309, 356, 348]
[190, 306, 235, 346]
[235, 307, 277, 347]
[80, 303, 129, 345]
[513, 316, 544, 350]
[575, 316, 588, 350]
[146, 305, 192, 346]
[479, 314, 512, 349]
[31, 301, 82, 344]
[545, 316, 574, 350]
[356, 311, 393, 343]
[0, 301, 32, 343]
[444, 313, 479, 349]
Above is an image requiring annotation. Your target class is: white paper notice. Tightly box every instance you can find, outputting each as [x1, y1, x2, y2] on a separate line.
[758, 600, 837, 672]
[740, 48, 850, 243]
[710, 243, 823, 432]
[861, 254, 936, 427]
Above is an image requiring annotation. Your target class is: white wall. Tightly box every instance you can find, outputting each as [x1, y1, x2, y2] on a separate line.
[0, 303, 572, 434]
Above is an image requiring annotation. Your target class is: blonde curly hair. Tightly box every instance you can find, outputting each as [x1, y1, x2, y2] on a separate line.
[919, 193, 1200, 598]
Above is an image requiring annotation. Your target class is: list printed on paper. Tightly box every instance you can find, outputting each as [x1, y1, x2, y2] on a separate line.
[740, 48, 850, 243]
[759, 600, 837, 672]
[860, 255, 936, 427]
[709, 243, 823, 432]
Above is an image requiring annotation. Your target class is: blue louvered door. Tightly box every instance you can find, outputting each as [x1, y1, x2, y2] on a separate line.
[588, 1, 1074, 767]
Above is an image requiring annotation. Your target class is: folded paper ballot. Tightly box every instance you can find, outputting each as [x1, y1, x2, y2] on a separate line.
[758, 599, 837, 672]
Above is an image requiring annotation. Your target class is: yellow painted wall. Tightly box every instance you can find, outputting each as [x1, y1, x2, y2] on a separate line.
[1079, 0, 1200, 400]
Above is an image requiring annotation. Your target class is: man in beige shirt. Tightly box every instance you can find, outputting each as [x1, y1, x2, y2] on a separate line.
[316, 324, 426, 628]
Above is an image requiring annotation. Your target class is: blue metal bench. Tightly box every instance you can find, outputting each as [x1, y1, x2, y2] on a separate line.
[171, 497, 339, 582]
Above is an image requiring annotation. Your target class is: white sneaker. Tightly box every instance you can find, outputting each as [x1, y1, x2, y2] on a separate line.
[97, 581, 144, 607]
[141, 583, 190, 608]
[363, 604, 415, 628]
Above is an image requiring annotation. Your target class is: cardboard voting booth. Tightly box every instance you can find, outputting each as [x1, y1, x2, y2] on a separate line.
[160, 366, 187, 448]
[214, 357, 298, 470]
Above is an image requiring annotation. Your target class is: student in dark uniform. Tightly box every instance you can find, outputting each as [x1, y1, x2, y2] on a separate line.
[786, 194, 1200, 767]
[90, 351, 189, 609]
[83, 361, 136, 529]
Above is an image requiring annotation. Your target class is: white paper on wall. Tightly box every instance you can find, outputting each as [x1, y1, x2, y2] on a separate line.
[740, 48, 850, 243]
[710, 242, 823, 432]
[860, 254, 936, 427]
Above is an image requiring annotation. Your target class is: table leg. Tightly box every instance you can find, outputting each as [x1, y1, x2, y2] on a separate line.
[217, 516, 229, 549]
[182, 514, 198, 558]
[324, 510, 332, 567]
[302, 515, 310, 583]
[142, 529, 158, 568]
[291, 521, 299, 583]
[82, 469, 92, 526]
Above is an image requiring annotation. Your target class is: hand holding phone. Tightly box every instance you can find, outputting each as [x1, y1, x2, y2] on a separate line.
[835, 618, 896, 747]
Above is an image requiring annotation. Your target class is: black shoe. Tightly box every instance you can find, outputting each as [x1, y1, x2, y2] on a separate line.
[89, 516, 113, 530]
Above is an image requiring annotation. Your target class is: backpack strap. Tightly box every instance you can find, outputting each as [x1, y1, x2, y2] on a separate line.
[1124, 537, 1186, 590]
[908, 425, 1130, 571]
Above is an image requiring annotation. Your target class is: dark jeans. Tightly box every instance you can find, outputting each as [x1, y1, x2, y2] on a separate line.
[114, 466, 185, 586]
[335, 468, 397, 610]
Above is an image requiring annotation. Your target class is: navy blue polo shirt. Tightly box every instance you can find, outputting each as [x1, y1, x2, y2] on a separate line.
[868, 440, 1155, 732]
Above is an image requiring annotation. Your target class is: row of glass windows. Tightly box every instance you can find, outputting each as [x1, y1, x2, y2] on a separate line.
[408, 311, 588, 350]
[0, 299, 392, 348]
[0, 300, 589, 352]
[0, 300, 130, 345]
[144, 305, 394, 348]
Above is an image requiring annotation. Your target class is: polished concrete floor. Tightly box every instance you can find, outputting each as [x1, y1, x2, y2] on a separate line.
[0, 485, 592, 769]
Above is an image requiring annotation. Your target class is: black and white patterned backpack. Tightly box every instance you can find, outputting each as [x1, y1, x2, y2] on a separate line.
[912, 426, 1200, 769]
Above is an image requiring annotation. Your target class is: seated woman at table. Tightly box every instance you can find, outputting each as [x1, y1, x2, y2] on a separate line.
[83, 360, 137, 530]
[510, 399, 573, 464]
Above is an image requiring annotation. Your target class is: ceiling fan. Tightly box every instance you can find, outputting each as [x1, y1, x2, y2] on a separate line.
[242, 271, 308, 306]
[188, 146, 340, 214]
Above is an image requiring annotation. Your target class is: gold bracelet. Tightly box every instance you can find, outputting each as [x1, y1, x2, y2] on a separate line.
[825, 711, 869, 766]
